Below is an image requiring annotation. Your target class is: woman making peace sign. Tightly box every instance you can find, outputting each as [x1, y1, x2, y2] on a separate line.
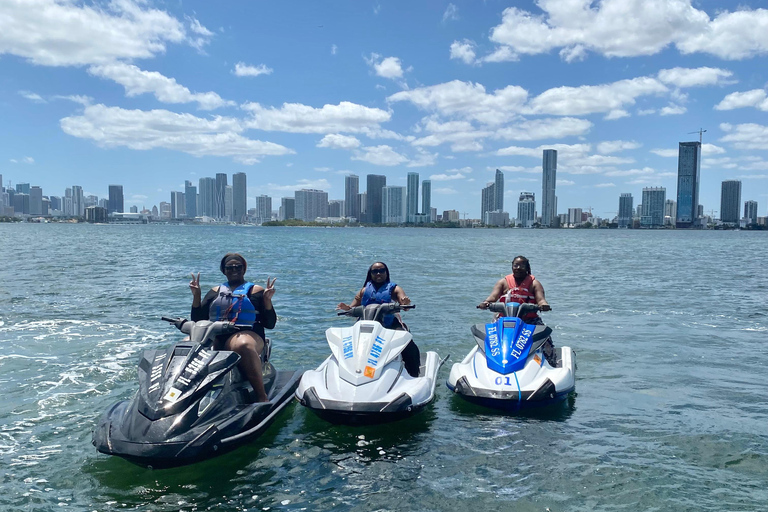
[190, 253, 277, 402]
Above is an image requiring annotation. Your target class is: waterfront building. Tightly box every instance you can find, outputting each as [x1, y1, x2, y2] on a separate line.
[29, 186, 43, 215]
[720, 180, 741, 225]
[664, 199, 677, 226]
[225, 186, 233, 221]
[279, 197, 295, 220]
[484, 210, 509, 227]
[214, 173, 227, 220]
[542, 150, 557, 227]
[344, 174, 359, 219]
[744, 200, 758, 225]
[108, 185, 124, 214]
[232, 172, 247, 223]
[357, 192, 367, 222]
[170, 191, 185, 219]
[366, 174, 386, 224]
[641, 187, 666, 228]
[406, 172, 419, 223]
[328, 199, 344, 218]
[85, 206, 108, 223]
[99, 198, 108, 209]
[481, 182, 495, 220]
[49, 196, 61, 212]
[159, 201, 171, 219]
[129, 205, 138, 213]
[84, 195, 99, 208]
[382, 186, 406, 224]
[13, 193, 29, 215]
[198, 177, 215, 217]
[16, 183, 30, 194]
[618, 193, 633, 228]
[557, 213, 567, 227]
[443, 209, 460, 222]
[430, 207, 437, 223]
[422, 180, 432, 218]
[254, 195, 272, 224]
[568, 208, 582, 227]
[676, 141, 701, 228]
[71, 185, 84, 217]
[295, 189, 329, 221]
[184, 180, 197, 219]
[494, 169, 504, 213]
[517, 192, 536, 228]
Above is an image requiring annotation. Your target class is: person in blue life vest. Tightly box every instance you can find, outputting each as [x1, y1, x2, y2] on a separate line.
[189, 253, 276, 402]
[336, 262, 421, 378]
[477, 255, 557, 366]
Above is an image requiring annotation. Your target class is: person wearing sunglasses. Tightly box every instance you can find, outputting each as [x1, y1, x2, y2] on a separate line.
[189, 253, 276, 402]
[336, 262, 421, 377]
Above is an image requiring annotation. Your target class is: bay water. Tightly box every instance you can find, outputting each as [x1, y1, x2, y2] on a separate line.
[1, 224, 766, 511]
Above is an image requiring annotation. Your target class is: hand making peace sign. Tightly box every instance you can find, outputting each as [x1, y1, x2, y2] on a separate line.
[263, 276, 277, 303]
[189, 272, 201, 298]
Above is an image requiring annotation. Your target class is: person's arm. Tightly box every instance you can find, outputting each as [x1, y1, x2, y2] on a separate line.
[249, 288, 277, 330]
[532, 280, 551, 311]
[337, 287, 364, 310]
[392, 285, 411, 305]
[478, 278, 507, 309]
[191, 288, 217, 321]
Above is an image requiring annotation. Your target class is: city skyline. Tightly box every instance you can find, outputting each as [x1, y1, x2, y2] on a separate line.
[2, 2, 768, 217]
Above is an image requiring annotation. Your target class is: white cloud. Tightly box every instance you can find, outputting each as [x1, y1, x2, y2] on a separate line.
[495, 165, 541, 174]
[715, 89, 768, 111]
[637, 108, 656, 116]
[604, 167, 655, 177]
[495, 117, 592, 140]
[0, 0, 195, 66]
[659, 103, 687, 116]
[434, 187, 459, 194]
[604, 109, 630, 120]
[450, 40, 476, 65]
[486, 1, 768, 61]
[651, 148, 679, 157]
[60, 104, 293, 164]
[351, 145, 409, 166]
[242, 101, 391, 134]
[657, 67, 734, 87]
[702, 144, 725, 155]
[443, 4, 459, 22]
[597, 140, 641, 154]
[430, 173, 466, 181]
[557, 179, 575, 186]
[367, 54, 405, 79]
[233, 62, 273, 77]
[595, 183, 616, 188]
[54, 94, 93, 106]
[265, 179, 332, 194]
[89, 62, 233, 110]
[407, 148, 439, 167]
[11, 156, 35, 164]
[720, 123, 768, 150]
[331, 44, 338, 55]
[317, 134, 361, 150]
[389, 80, 528, 125]
[482, 46, 518, 63]
[19, 90, 45, 103]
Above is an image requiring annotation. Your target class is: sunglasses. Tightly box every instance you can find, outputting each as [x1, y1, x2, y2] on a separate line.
[224, 264, 244, 271]
[370, 268, 387, 275]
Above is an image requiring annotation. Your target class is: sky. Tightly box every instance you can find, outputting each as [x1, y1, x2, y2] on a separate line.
[1, 0, 768, 219]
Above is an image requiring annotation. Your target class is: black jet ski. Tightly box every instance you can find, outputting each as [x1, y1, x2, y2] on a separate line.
[92, 317, 301, 468]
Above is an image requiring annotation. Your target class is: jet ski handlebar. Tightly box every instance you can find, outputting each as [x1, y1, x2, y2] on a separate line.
[486, 302, 541, 318]
[337, 302, 415, 322]
[161, 317, 238, 341]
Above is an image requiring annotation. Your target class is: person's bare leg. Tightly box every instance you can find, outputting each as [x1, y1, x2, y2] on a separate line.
[226, 332, 268, 402]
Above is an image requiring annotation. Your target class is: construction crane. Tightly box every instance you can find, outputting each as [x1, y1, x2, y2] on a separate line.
[688, 128, 707, 143]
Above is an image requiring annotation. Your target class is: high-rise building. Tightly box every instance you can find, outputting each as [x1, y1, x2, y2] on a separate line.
[295, 189, 329, 221]
[225, 185, 233, 221]
[421, 180, 431, 217]
[170, 191, 185, 219]
[664, 199, 677, 226]
[618, 193, 633, 228]
[568, 208, 583, 227]
[215, 173, 227, 220]
[49, 196, 62, 212]
[517, 192, 536, 228]
[159, 201, 171, 219]
[406, 172, 419, 223]
[720, 180, 741, 224]
[84, 195, 99, 208]
[232, 172, 247, 223]
[382, 186, 406, 224]
[357, 192, 367, 222]
[481, 182, 495, 221]
[13, 193, 30, 214]
[16, 183, 30, 194]
[29, 186, 43, 215]
[198, 177, 215, 217]
[744, 200, 758, 225]
[442, 210, 460, 222]
[328, 199, 344, 218]
[129, 205, 138, 213]
[280, 197, 295, 220]
[366, 174, 386, 224]
[494, 169, 504, 213]
[108, 185, 124, 214]
[254, 195, 272, 224]
[641, 187, 666, 227]
[344, 174, 359, 219]
[676, 141, 701, 228]
[184, 180, 197, 219]
[542, 149, 557, 227]
[72, 185, 84, 217]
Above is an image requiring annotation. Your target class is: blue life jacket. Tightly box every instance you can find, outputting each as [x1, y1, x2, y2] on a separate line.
[209, 282, 259, 327]
[361, 281, 397, 327]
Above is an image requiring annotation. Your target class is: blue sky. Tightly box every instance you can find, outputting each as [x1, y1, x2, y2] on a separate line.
[1, 0, 767, 218]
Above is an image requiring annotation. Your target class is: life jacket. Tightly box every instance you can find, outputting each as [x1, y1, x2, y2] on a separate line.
[501, 274, 538, 321]
[361, 281, 397, 328]
[209, 282, 259, 327]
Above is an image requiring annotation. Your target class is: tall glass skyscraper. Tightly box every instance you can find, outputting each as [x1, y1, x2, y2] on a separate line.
[676, 141, 701, 228]
[366, 174, 386, 224]
[720, 180, 741, 224]
[184, 180, 197, 219]
[406, 172, 419, 223]
[618, 193, 633, 228]
[382, 186, 406, 224]
[421, 180, 431, 219]
[232, 172, 247, 223]
[198, 177, 215, 218]
[744, 200, 758, 224]
[344, 174, 359, 219]
[295, 189, 328, 221]
[108, 185, 124, 214]
[641, 187, 666, 227]
[541, 150, 557, 227]
[494, 169, 504, 213]
[215, 173, 227, 220]
[517, 192, 536, 228]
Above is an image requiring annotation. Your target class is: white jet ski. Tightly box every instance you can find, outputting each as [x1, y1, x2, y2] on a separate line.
[447, 302, 575, 410]
[295, 303, 447, 425]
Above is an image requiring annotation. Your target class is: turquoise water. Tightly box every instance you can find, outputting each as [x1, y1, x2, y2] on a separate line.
[1, 224, 766, 511]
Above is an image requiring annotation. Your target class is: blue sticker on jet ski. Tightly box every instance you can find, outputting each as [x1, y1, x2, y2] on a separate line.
[342, 335, 354, 359]
[485, 317, 534, 375]
[367, 335, 386, 367]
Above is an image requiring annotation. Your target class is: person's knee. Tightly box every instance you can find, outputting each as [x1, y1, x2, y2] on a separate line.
[227, 333, 262, 354]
